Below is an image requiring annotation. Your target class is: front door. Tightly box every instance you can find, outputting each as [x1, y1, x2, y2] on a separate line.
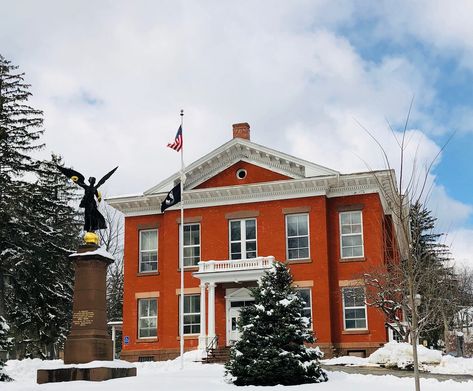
[228, 306, 241, 343]
[226, 298, 254, 345]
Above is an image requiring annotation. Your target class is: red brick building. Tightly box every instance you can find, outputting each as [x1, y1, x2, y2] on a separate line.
[108, 123, 400, 361]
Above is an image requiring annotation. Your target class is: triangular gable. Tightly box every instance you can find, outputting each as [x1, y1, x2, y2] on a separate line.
[144, 137, 339, 195]
[227, 287, 253, 300]
[195, 161, 291, 189]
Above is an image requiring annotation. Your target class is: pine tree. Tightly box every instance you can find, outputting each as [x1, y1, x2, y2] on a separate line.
[0, 316, 12, 381]
[7, 155, 80, 358]
[0, 54, 44, 373]
[225, 262, 327, 386]
[0, 53, 44, 313]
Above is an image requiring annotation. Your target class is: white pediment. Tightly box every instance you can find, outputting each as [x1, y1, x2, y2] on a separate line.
[144, 138, 339, 195]
[226, 287, 254, 300]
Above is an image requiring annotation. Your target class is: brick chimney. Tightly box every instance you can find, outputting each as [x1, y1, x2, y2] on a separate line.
[232, 122, 250, 140]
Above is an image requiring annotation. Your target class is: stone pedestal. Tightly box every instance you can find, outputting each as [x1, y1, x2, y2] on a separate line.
[64, 244, 114, 364]
[36, 243, 136, 384]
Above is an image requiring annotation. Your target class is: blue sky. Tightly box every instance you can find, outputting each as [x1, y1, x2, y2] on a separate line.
[1, 0, 472, 266]
[337, 11, 473, 225]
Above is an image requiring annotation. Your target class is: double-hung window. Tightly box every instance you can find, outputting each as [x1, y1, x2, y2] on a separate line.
[138, 298, 157, 338]
[139, 229, 158, 272]
[229, 219, 257, 260]
[286, 214, 309, 260]
[182, 224, 200, 267]
[340, 211, 364, 259]
[180, 295, 201, 335]
[295, 288, 312, 329]
[342, 287, 367, 330]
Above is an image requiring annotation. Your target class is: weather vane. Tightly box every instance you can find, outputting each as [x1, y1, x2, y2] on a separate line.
[58, 165, 118, 245]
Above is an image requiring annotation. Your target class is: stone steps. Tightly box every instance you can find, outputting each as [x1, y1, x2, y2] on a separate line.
[203, 347, 231, 364]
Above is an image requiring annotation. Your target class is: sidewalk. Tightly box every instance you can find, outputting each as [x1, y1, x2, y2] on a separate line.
[321, 364, 473, 383]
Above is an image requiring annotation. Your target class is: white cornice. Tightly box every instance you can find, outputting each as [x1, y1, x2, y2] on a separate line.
[143, 138, 339, 195]
[108, 170, 397, 217]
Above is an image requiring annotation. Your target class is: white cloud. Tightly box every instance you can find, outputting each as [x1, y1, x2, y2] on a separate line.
[428, 185, 473, 232]
[367, 1, 473, 70]
[1, 1, 472, 269]
[447, 229, 473, 270]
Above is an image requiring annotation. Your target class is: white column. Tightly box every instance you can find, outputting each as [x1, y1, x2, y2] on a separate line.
[198, 283, 207, 349]
[207, 282, 216, 347]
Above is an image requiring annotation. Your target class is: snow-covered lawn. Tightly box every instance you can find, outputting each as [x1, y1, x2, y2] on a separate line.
[322, 341, 473, 376]
[2, 350, 473, 391]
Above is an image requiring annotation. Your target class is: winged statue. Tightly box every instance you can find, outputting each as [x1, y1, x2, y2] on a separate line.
[57, 165, 118, 233]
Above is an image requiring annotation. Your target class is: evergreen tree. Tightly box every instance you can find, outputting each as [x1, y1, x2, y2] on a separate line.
[0, 316, 12, 381]
[0, 53, 44, 321]
[225, 262, 327, 386]
[0, 54, 44, 371]
[7, 155, 80, 358]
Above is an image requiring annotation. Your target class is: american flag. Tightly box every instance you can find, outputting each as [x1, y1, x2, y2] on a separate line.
[167, 125, 183, 152]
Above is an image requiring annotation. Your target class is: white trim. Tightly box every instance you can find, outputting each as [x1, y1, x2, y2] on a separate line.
[229, 218, 258, 260]
[139, 229, 158, 273]
[179, 294, 201, 336]
[143, 137, 339, 195]
[236, 168, 247, 180]
[194, 256, 274, 285]
[225, 288, 254, 345]
[339, 211, 364, 259]
[137, 297, 158, 339]
[181, 223, 201, 268]
[285, 213, 310, 261]
[108, 170, 397, 218]
[342, 287, 368, 331]
[295, 287, 313, 330]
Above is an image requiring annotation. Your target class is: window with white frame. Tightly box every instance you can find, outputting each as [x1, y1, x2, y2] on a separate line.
[340, 211, 364, 259]
[342, 287, 367, 330]
[182, 224, 200, 267]
[180, 295, 201, 335]
[286, 214, 309, 260]
[229, 219, 257, 260]
[295, 288, 312, 329]
[139, 229, 158, 272]
[138, 298, 157, 338]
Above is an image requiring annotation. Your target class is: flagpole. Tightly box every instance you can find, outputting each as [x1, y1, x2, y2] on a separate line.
[179, 109, 185, 370]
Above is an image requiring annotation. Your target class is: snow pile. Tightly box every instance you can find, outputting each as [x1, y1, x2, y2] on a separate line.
[323, 355, 371, 367]
[426, 355, 473, 375]
[368, 341, 442, 369]
[323, 342, 445, 371]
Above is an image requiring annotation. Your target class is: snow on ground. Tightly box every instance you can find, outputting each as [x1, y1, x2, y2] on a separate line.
[368, 341, 442, 369]
[426, 355, 473, 375]
[323, 341, 473, 375]
[322, 355, 375, 367]
[2, 350, 473, 391]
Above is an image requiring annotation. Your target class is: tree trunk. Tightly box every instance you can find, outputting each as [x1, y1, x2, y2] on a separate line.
[441, 308, 449, 354]
[409, 285, 421, 391]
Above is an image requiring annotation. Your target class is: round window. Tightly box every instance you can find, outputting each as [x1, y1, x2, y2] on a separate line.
[236, 169, 247, 179]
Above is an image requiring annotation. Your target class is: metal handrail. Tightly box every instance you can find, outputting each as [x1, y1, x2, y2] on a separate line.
[206, 335, 219, 356]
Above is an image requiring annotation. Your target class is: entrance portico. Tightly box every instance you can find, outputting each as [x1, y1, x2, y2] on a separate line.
[193, 256, 274, 349]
